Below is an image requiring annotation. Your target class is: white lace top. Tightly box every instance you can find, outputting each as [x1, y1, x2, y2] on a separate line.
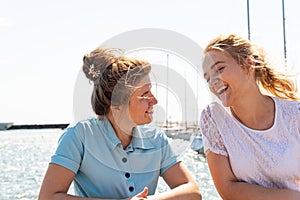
[200, 96, 300, 191]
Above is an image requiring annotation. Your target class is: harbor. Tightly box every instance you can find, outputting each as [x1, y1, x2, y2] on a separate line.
[0, 128, 218, 200]
[0, 121, 205, 156]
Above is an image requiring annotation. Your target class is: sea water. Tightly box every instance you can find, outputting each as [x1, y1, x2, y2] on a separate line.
[0, 129, 221, 200]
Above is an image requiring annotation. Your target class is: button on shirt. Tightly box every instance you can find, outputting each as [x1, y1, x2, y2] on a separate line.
[51, 117, 179, 199]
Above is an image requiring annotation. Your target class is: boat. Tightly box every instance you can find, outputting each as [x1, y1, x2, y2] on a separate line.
[0, 122, 13, 130]
[190, 134, 205, 156]
[165, 130, 193, 140]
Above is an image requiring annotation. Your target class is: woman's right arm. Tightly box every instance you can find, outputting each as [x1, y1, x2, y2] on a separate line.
[39, 163, 97, 200]
[207, 152, 300, 200]
[38, 163, 148, 200]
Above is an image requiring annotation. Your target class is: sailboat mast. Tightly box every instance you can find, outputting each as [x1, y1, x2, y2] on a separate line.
[247, 0, 251, 40]
[166, 54, 169, 128]
[184, 71, 187, 130]
[282, 0, 287, 68]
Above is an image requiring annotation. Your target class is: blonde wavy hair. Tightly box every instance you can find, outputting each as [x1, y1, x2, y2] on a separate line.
[204, 34, 299, 100]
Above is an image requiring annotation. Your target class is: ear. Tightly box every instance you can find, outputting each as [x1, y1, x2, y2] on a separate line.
[246, 56, 256, 67]
[243, 56, 256, 74]
[109, 105, 123, 121]
[111, 104, 127, 115]
[110, 105, 120, 111]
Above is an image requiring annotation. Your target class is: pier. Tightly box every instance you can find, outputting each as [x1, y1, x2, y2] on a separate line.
[0, 123, 69, 130]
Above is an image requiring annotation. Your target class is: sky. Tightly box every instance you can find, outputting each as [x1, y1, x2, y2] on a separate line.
[1, 0, 300, 125]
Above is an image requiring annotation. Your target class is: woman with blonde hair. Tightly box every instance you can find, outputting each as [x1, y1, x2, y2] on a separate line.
[39, 48, 201, 200]
[200, 34, 300, 200]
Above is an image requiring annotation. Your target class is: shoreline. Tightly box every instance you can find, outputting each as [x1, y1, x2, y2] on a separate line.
[7, 123, 69, 130]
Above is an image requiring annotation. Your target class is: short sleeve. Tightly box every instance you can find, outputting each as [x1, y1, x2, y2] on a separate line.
[200, 105, 228, 157]
[51, 124, 84, 173]
[298, 101, 300, 123]
[159, 132, 180, 175]
[296, 101, 300, 134]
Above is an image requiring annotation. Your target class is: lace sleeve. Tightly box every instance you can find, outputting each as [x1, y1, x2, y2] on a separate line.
[298, 101, 300, 133]
[200, 105, 228, 157]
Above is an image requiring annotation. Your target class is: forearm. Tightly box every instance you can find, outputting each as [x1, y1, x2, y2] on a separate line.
[39, 192, 123, 200]
[221, 181, 300, 200]
[207, 153, 300, 200]
[147, 182, 201, 200]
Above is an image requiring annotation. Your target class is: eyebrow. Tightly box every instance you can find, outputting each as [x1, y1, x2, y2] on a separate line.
[140, 91, 150, 97]
[138, 84, 152, 96]
[203, 61, 225, 79]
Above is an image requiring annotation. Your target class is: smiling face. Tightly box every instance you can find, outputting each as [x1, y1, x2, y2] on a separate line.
[202, 50, 253, 107]
[128, 75, 158, 125]
[109, 75, 157, 133]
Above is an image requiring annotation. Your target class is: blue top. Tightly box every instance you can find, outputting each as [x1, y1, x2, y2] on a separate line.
[51, 117, 179, 199]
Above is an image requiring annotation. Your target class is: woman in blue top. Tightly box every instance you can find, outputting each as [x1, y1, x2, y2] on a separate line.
[38, 48, 201, 200]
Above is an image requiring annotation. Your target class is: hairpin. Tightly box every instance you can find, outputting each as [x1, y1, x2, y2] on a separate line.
[88, 64, 100, 78]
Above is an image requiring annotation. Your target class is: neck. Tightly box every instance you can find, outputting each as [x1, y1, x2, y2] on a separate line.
[106, 112, 133, 149]
[230, 94, 275, 130]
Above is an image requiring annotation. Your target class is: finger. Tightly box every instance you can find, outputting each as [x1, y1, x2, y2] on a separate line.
[136, 187, 148, 197]
[141, 187, 148, 196]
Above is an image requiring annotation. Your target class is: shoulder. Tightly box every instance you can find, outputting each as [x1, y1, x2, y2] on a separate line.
[63, 118, 99, 139]
[134, 124, 172, 149]
[272, 96, 300, 115]
[66, 118, 93, 131]
[200, 102, 228, 124]
[200, 103, 229, 156]
[136, 124, 165, 139]
[200, 102, 216, 120]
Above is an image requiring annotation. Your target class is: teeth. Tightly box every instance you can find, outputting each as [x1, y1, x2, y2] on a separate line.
[217, 86, 228, 95]
[146, 109, 153, 113]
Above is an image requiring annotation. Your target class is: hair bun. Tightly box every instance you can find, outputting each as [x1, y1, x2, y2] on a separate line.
[82, 48, 118, 83]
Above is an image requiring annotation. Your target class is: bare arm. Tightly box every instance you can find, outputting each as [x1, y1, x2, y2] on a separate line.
[39, 163, 105, 200]
[147, 162, 202, 200]
[38, 163, 148, 200]
[207, 152, 300, 200]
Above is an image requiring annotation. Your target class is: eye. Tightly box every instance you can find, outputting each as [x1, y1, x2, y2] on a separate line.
[204, 74, 210, 83]
[217, 66, 225, 72]
[138, 96, 152, 100]
[137, 91, 154, 101]
[212, 66, 225, 77]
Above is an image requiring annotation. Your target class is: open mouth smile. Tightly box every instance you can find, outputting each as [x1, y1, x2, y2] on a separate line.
[217, 85, 228, 96]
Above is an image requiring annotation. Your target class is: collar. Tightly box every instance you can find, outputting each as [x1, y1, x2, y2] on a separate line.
[96, 117, 155, 151]
[130, 126, 156, 150]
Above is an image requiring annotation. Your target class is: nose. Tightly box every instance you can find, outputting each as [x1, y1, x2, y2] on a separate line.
[149, 93, 158, 106]
[208, 75, 220, 89]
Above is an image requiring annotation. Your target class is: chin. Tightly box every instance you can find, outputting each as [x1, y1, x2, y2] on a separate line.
[134, 119, 152, 126]
[143, 118, 153, 125]
[221, 98, 234, 107]
[218, 94, 232, 107]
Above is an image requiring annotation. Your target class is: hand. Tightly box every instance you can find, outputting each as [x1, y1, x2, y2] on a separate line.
[126, 187, 149, 200]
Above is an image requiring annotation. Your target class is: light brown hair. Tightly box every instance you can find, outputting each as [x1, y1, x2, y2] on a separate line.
[82, 48, 151, 115]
